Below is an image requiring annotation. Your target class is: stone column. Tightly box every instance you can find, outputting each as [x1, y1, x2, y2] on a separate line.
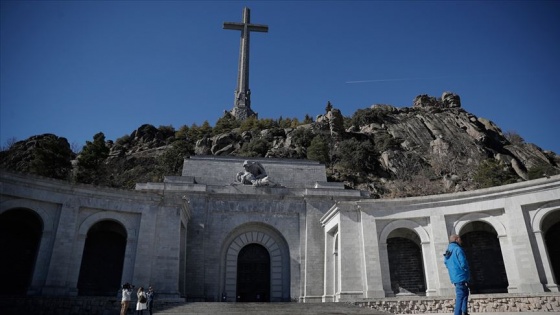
[137, 204, 182, 299]
[497, 233, 523, 292]
[378, 242, 393, 297]
[360, 210, 386, 298]
[28, 226, 55, 296]
[322, 228, 336, 302]
[430, 214, 454, 296]
[337, 206, 364, 301]
[301, 201, 328, 302]
[421, 240, 438, 296]
[42, 199, 79, 296]
[533, 230, 559, 292]
[503, 201, 545, 293]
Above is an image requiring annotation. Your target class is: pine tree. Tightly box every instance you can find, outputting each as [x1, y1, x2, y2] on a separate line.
[75, 132, 110, 184]
[307, 135, 330, 164]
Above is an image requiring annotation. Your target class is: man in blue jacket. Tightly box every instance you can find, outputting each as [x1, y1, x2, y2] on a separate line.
[444, 234, 471, 315]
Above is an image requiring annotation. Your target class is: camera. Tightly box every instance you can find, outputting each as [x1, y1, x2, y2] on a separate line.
[122, 283, 134, 290]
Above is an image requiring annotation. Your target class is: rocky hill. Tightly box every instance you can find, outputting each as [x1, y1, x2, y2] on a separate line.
[1, 92, 559, 198]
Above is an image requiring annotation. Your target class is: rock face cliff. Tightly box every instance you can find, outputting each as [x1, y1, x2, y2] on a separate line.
[1, 92, 558, 198]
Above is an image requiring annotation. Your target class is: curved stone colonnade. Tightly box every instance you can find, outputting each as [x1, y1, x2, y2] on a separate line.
[0, 158, 559, 307]
[319, 175, 560, 302]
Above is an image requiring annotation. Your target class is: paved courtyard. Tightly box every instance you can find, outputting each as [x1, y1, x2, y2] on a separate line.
[151, 302, 388, 314]
[148, 302, 555, 315]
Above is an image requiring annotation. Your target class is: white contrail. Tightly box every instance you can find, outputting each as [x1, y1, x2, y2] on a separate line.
[345, 75, 485, 84]
[345, 78, 420, 83]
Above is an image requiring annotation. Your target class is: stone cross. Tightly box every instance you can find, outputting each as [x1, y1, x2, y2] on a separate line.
[223, 7, 268, 120]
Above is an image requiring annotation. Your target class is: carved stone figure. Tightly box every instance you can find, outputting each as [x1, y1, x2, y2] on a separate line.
[235, 160, 275, 187]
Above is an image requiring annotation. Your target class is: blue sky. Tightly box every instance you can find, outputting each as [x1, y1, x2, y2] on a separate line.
[1, 1, 559, 154]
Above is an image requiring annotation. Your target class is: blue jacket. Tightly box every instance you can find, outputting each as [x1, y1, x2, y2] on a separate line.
[444, 242, 470, 284]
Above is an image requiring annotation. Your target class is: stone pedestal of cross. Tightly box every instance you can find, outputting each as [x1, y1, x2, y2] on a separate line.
[223, 7, 268, 120]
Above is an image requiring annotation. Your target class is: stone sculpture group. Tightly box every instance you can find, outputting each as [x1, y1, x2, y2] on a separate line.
[235, 160, 275, 187]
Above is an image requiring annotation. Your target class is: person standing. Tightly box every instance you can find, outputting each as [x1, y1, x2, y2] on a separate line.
[120, 283, 133, 315]
[146, 286, 155, 315]
[444, 234, 471, 315]
[136, 287, 148, 315]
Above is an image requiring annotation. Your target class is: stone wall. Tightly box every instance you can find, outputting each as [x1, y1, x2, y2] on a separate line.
[0, 296, 187, 315]
[181, 155, 328, 188]
[0, 296, 120, 315]
[357, 293, 560, 314]
[2, 294, 559, 314]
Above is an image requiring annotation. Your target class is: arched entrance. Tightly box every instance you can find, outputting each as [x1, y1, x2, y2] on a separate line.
[543, 211, 560, 283]
[77, 220, 127, 296]
[387, 228, 426, 295]
[222, 224, 290, 302]
[0, 208, 43, 295]
[461, 221, 508, 293]
[236, 244, 270, 302]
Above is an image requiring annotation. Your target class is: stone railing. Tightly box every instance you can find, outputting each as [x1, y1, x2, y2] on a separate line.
[355, 293, 560, 314]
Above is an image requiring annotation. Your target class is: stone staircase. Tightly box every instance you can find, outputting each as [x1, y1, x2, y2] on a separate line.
[150, 302, 388, 315]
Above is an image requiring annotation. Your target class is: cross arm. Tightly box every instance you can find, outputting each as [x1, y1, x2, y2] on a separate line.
[248, 24, 268, 33]
[223, 22, 244, 30]
[223, 22, 269, 33]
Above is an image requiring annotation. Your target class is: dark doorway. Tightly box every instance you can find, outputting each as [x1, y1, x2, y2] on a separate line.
[0, 208, 43, 295]
[545, 221, 560, 282]
[462, 223, 508, 294]
[236, 243, 270, 302]
[387, 234, 426, 295]
[77, 220, 126, 296]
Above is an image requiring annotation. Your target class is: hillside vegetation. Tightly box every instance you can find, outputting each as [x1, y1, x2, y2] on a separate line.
[2, 92, 559, 198]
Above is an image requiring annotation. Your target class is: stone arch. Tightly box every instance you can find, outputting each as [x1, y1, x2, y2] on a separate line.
[531, 201, 560, 289]
[544, 219, 560, 284]
[531, 200, 560, 233]
[379, 220, 430, 245]
[0, 199, 60, 295]
[386, 228, 427, 295]
[221, 222, 290, 302]
[0, 207, 43, 295]
[78, 211, 137, 241]
[236, 243, 270, 302]
[1, 199, 54, 234]
[378, 220, 430, 297]
[460, 221, 508, 293]
[77, 220, 127, 296]
[454, 212, 506, 237]
[74, 211, 138, 293]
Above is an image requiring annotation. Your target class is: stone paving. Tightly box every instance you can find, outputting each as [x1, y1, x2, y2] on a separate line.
[151, 302, 389, 314]
[149, 302, 557, 315]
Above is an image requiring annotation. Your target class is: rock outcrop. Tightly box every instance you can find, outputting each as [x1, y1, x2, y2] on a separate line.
[2, 92, 558, 197]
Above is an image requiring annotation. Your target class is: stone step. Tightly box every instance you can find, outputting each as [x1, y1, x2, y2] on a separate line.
[148, 302, 388, 315]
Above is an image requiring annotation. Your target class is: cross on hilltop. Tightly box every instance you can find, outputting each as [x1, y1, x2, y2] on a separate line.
[223, 7, 268, 120]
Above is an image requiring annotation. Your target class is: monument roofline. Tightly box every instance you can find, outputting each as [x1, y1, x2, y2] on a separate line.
[188, 155, 322, 166]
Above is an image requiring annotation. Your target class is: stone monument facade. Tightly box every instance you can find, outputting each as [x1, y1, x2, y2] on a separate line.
[1, 157, 559, 304]
[223, 7, 268, 120]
